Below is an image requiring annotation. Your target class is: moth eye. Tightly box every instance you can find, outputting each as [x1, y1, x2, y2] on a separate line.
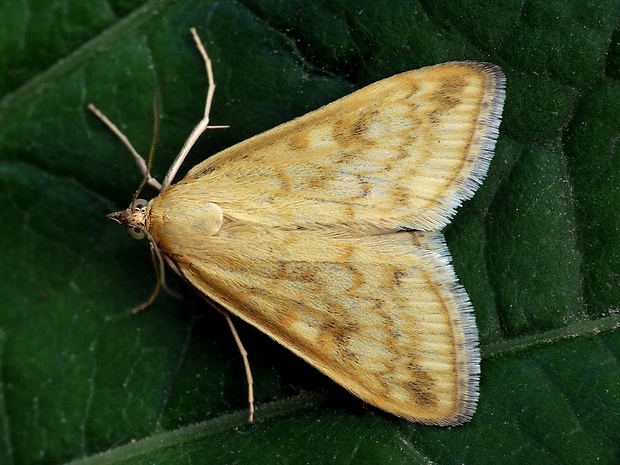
[128, 227, 146, 240]
[134, 198, 148, 211]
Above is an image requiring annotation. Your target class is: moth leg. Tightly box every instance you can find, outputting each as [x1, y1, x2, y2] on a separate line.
[87, 103, 162, 191]
[218, 308, 255, 423]
[159, 27, 229, 192]
[128, 242, 164, 313]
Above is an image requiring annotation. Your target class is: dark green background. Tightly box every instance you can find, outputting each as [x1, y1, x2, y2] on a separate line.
[0, 0, 619, 464]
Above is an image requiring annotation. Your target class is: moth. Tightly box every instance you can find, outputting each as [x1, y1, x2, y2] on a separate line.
[91, 29, 505, 426]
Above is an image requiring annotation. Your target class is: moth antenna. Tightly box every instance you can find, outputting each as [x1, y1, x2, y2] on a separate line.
[160, 28, 229, 192]
[130, 92, 161, 208]
[87, 103, 162, 191]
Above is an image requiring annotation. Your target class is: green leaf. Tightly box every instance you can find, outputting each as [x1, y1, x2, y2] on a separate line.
[1, 0, 619, 463]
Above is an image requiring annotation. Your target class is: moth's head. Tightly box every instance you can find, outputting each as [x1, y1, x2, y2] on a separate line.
[106, 198, 150, 240]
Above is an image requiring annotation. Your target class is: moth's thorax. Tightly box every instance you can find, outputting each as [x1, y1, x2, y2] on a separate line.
[148, 187, 224, 256]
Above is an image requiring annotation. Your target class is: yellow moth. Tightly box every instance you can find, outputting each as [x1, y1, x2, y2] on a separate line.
[91, 29, 505, 426]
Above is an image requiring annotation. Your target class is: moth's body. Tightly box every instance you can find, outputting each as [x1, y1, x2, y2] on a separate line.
[102, 33, 505, 426]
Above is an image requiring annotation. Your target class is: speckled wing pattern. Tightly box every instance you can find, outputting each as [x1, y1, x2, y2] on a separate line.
[149, 62, 505, 425]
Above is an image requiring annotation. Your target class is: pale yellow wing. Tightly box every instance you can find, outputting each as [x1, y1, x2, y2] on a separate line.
[176, 62, 504, 232]
[152, 217, 479, 425]
[142, 62, 502, 424]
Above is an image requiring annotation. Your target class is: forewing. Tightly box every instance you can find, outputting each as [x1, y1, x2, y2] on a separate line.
[177, 62, 505, 232]
[167, 223, 479, 425]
